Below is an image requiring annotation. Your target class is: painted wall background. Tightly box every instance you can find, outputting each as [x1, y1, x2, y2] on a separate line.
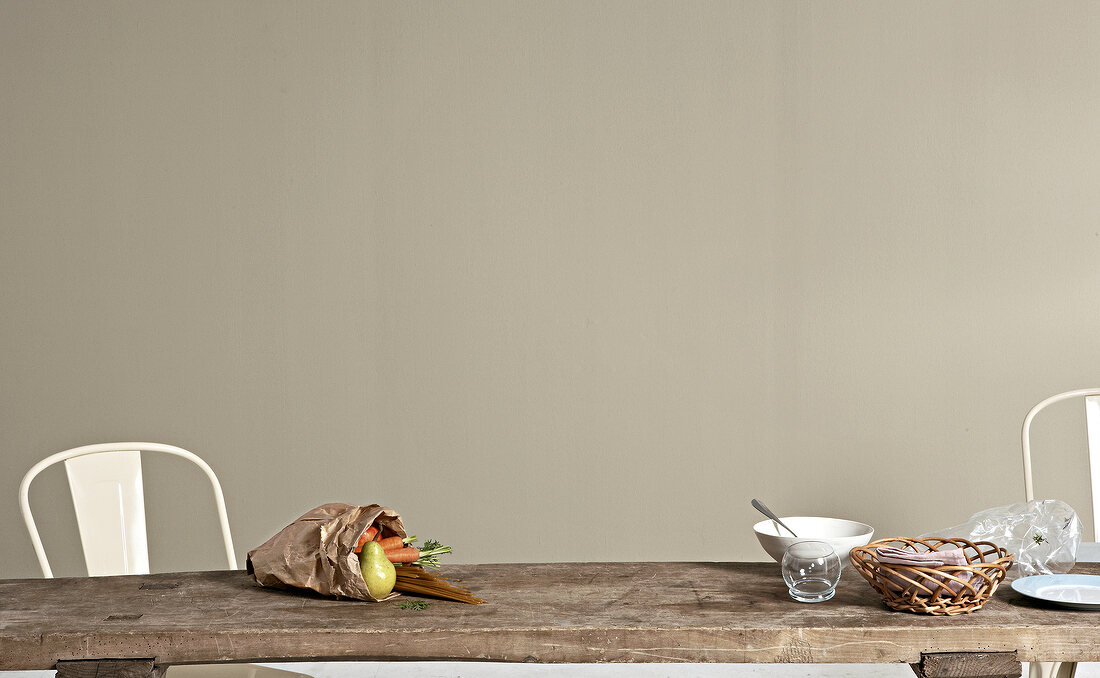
[2, 1, 1099, 578]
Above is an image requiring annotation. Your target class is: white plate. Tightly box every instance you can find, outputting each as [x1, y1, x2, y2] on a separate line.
[1011, 574, 1100, 610]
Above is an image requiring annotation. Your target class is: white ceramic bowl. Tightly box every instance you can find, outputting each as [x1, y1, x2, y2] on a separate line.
[753, 516, 874, 565]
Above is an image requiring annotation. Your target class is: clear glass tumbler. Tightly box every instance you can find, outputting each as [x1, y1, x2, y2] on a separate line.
[782, 540, 842, 603]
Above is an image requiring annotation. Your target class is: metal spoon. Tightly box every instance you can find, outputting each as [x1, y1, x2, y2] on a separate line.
[751, 498, 799, 538]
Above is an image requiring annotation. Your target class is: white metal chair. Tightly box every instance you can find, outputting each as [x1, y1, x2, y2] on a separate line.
[1021, 389, 1100, 678]
[19, 442, 309, 678]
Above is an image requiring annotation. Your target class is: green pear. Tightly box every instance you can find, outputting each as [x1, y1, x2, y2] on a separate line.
[359, 540, 396, 599]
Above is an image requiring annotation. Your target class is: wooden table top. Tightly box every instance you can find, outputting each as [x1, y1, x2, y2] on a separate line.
[2, 561, 1100, 670]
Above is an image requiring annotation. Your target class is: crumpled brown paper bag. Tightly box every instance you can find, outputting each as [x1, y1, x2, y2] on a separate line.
[247, 502, 406, 602]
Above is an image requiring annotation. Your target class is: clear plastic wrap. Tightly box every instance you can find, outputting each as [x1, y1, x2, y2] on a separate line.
[921, 499, 1081, 577]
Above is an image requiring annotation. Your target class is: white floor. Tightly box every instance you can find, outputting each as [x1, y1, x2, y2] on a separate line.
[260, 664, 917, 676]
[252, 663, 1095, 677]
[7, 663, 1096, 677]
[0, 667, 920, 678]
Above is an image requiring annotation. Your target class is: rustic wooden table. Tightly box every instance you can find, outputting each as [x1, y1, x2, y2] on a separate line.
[3, 562, 1098, 678]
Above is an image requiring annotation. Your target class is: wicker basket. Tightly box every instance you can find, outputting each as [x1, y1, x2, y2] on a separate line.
[849, 537, 1014, 616]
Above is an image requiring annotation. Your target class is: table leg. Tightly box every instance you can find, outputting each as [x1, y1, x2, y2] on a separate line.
[910, 651, 1021, 678]
[55, 659, 166, 678]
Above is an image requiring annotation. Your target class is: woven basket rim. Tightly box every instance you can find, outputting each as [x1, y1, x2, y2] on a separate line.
[848, 536, 1014, 616]
[851, 536, 1014, 563]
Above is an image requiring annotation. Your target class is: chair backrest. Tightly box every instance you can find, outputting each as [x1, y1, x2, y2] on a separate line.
[1022, 389, 1100, 536]
[19, 442, 237, 578]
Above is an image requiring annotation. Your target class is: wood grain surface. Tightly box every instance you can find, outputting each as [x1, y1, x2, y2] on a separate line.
[54, 659, 162, 678]
[2, 562, 1099, 670]
[914, 651, 1021, 678]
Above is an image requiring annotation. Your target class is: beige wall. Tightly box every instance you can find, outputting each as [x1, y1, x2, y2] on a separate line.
[2, 1, 1099, 578]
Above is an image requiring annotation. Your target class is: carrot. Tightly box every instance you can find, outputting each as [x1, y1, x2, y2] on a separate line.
[377, 536, 407, 552]
[353, 526, 379, 554]
[385, 547, 420, 564]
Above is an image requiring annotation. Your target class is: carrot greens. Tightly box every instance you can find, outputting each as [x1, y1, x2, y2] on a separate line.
[400, 537, 452, 569]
